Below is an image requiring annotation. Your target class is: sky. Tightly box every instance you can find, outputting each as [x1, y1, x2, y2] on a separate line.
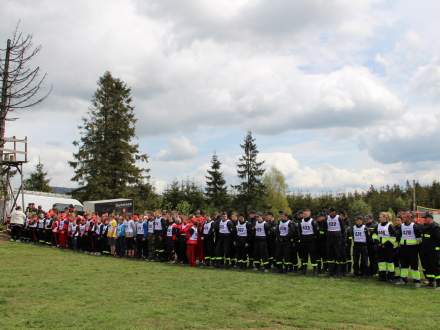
[1, 0, 440, 194]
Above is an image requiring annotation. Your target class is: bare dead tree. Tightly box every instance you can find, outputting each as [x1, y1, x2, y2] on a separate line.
[0, 23, 50, 218]
[0, 23, 51, 153]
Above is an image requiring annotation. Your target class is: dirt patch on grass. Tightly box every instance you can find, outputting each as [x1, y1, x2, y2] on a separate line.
[0, 231, 10, 243]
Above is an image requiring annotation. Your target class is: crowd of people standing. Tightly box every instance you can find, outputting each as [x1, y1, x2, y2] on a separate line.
[7, 203, 440, 289]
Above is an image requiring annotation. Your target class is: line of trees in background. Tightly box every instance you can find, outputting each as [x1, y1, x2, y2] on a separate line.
[23, 72, 440, 218]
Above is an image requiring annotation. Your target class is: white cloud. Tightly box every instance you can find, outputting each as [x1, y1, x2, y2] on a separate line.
[259, 152, 386, 192]
[360, 112, 440, 164]
[156, 136, 198, 161]
[410, 62, 440, 103]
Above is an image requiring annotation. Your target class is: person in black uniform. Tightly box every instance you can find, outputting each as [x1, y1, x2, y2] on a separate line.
[253, 213, 271, 272]
[247, 210, 257, 267]
[325, 208, 346, 277]
[298, 209, 319, 275]
[265, 212, 277, 268]
[235, 215, 252, 269]
[420, 213, 440, 288]
[341, 211, 352, 275]
[44, 215, 53, 245]
[214, 213, 235, 268]
[349, 216, 370, 277]
[365, 214, 378, 276]
[315, 212, 327, 274]
[275, 212, 294, 273]
[230, 213, 239, 267]
[153, 212, 167, 261]
[202, 215, 215, 266]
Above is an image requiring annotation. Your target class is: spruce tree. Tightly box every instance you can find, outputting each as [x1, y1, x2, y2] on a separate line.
[69, 71, 149, 201]
[205, 153, 228, 210]
[234, 131, 265, 214]
[25, 160, 52, 192]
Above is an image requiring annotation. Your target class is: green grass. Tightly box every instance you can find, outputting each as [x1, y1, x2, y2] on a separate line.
[1, 242, 440, 329]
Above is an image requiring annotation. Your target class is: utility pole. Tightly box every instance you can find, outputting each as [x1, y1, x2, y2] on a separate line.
[0, 39, 11, 208]
[0, 39, 11, 156]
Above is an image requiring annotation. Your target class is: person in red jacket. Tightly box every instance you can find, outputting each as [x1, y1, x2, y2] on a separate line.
[186, 219, 199, 267]
[193, 210, 206, 263]
[58, 214, 69, 249]
[177, 216, 190, 264]
[51, 216, 59, 247]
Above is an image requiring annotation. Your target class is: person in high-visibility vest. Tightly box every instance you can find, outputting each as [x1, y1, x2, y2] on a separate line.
[395, 211, 422, 287]
[372, 212, 397, 282]
[420, 213, 440, 288]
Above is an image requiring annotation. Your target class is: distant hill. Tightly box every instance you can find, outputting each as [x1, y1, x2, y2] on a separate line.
[51, 187, 75, 195]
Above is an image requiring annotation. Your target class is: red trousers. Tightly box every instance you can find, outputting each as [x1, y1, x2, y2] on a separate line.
[197, 238, 205, 262]
[58, 232, 67, 248]
[186, 244, 197, 267]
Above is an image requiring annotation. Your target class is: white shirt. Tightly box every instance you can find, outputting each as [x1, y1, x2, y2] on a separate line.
[278, 220, 291, 237]
[125, 220, 135, 237]
[255, 221, 266, 237]
[353, 225, 367, 243]
[219, 220, 231, 234]
[10, 210, 26, 225]
[154, 217, 163, 231]
[136, 221, 145, 235]
[300, 219, 314, 236]
[377, 223, 391, 238]
[148, 220, 154, 233]
[166, 225, 173, 237]
[203, 221, 212, 235]
[236, 222, 248, 237]
[327, 215, 341, 232]
[401, 223, 416, 241]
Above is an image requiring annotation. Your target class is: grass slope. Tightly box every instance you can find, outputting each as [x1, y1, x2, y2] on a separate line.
[1, 242, 440, 329]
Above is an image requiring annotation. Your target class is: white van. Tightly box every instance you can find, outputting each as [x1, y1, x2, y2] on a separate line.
[19, 190, 84, 213]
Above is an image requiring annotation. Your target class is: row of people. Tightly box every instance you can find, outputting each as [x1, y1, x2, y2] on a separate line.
[8, 206, 440, 288]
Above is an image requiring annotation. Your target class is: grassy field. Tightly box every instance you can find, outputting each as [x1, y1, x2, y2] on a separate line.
[1, 241, 440, 329]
